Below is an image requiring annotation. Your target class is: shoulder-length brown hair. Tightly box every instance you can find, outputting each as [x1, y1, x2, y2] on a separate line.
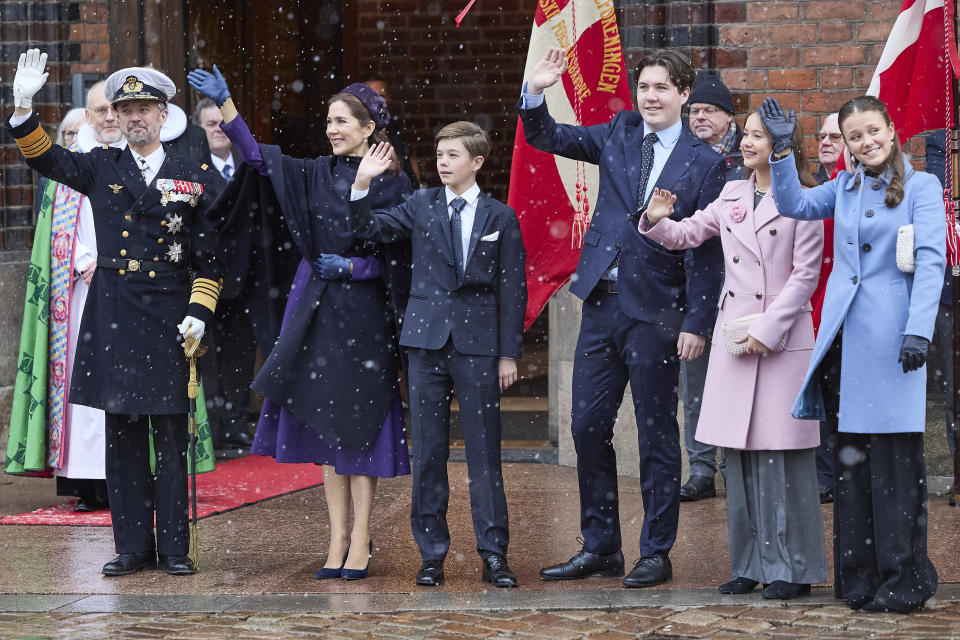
[838, 95, 904, 207]
[748, 110, 818, 187]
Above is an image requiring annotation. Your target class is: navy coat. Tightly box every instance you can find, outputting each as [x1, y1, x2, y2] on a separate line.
[349, 188, 527, 359]
[518, 101, 726, 335]
[8, 113, 223, 414]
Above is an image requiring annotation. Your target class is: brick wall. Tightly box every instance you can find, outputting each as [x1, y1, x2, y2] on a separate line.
[344, 0, 538, 199]
[0, 0, 109, 250]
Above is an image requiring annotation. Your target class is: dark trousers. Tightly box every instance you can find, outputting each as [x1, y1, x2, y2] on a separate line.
[104, 412, 189, 556]
[199, 297, 257, 442]
[815, 332, 842, 489]
[56, 477, 108, 503]
[407, 340, 508, 561]
[820, 334, 938, 610]
[571, 289, 681, 558]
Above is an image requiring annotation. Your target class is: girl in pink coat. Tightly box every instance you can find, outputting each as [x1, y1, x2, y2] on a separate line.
[639, 111, 826, 600]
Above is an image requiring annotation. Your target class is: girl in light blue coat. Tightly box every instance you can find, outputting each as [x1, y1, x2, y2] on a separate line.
[762, 96, 944, 614]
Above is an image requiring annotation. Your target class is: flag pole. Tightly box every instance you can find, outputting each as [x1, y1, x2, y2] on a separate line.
[951, 0, 960, 507]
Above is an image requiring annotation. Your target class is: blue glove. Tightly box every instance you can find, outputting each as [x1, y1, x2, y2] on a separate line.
[186, 65, 231, 107]
[759, 97, 797, 154]
[898, 334, 929, 373]
[312, 254, 352, 280]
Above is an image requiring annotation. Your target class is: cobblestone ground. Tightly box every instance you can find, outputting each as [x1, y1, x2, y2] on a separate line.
[3, 603, 960, 640]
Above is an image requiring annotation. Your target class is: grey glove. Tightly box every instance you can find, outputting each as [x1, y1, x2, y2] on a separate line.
[759, 97, 797, 154]
[898, 334, 929, 373]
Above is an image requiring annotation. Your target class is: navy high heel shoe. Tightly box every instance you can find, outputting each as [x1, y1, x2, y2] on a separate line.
[341, 541, 373, 580]
[315, 546, 349, 579]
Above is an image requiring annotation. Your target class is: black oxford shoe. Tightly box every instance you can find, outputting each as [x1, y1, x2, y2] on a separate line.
[623, 555, 672, 588]
[540, 548, 625, 580]
[102, 552, 157, 576]
[482, 555, 518, 588]
[158, 554, 196, 575]
[761, 581, 810, 600]
[415, 559, 444, 586]
[718, 576, 759, 594]
[679, 475, 716, 502]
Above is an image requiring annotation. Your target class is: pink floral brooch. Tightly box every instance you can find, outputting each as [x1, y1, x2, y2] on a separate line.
[728, 204, 747, 223]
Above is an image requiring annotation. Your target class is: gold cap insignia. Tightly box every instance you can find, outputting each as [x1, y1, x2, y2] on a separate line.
[108, 184, 123, 194]
[122, 76, 144, 94]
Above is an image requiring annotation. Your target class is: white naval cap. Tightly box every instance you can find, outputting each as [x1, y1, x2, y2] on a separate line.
[105, 67, 177, 106]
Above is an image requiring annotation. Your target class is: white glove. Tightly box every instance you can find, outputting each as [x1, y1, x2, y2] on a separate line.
[177, 315, 206, 341]
[13, 49, 48, 110]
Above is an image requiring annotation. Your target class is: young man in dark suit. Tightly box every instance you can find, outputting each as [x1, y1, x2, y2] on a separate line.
[348, 122, 527, 588]
[519, 48, 726, 587]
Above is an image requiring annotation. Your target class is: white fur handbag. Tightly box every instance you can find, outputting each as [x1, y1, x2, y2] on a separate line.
[896, 224, 915, 273]
[721, 313, 789, 356]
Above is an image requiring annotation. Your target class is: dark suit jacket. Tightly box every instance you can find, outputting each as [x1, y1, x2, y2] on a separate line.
[349, 187, 527, 359]
[925, 129, 951, 305]
[519, 101, 726, 335]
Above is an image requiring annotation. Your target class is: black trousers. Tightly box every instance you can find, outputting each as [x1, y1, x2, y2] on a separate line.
[571, 288, 681, 557]
[407, 339, 508, 562]
[820, 333, 938, 610]
[104, 412, 189, 556]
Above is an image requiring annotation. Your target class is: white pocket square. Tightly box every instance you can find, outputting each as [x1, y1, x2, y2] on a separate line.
[480, 231, 499, 241]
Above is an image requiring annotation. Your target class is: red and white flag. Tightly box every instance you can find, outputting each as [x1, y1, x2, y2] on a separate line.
[866, 0, 950, 142]
[508, 0, 632, 328]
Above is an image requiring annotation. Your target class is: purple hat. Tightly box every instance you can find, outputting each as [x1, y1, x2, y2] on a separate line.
[341, 82, 391, 129]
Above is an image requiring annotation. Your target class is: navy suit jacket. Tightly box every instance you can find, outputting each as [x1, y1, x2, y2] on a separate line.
[519, 101, 726, 335]
[349, 187, 527, 358]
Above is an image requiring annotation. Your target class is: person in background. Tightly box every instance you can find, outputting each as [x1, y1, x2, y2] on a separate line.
[191, 97, 257, 450]
[55, 107, 84, 148]
[678, 72, 744, 502]
[813, 113, 843, 184]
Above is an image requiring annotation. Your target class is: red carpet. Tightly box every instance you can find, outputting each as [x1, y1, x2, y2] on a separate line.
[0, 455, 324, 526]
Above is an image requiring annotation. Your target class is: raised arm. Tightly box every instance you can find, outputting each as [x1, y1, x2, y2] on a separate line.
[517, 47, 613, 164]
[349, 142, 416, 242]
[188, 66, 266, 174]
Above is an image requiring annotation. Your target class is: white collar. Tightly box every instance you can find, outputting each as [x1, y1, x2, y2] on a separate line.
[210, 152, 234, 173]
[643, 120, 683, 147]
[445, 183, 481, 206]
[130, 145, 165, 172]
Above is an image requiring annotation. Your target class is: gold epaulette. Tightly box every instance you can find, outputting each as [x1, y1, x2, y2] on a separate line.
[189, 277, 222, 313]
[14, 124, 52, 159]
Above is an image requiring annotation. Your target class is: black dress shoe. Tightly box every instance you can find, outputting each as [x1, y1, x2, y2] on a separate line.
[102, 552, 156, 576]
[623, 555, 672, 588]
[482, 555, 518, 588]
[158, 554, 196, 575]
[718, 577, 759, 594]
[818, 485, 834, 504]
[679, 475, 716, 502]
[416, 559, 444, 586]
[861, 600, 920, 614]
[540, 549, 624, 580]
[761, 581, 810, 600]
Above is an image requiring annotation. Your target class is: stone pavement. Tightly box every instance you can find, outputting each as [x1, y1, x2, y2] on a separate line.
[2, 462, 960, 638]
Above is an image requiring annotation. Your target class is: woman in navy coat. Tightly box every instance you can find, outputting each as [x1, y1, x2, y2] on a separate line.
[763, 96, 944, 613]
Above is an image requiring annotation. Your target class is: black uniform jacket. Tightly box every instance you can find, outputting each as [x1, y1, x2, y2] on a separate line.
[8, 113, 224, 415]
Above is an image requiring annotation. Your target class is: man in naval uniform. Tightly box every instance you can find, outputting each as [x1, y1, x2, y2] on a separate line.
[7, 50, 224, 576]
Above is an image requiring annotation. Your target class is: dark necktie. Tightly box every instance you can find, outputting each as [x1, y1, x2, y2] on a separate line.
[450, 197, 466, 285]
[635, 131, 659, 214]
[222, 163, 233, 180]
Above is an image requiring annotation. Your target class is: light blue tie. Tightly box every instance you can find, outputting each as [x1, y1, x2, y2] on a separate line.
[450, 197, 466, 285]
[222, 164, 233, 180]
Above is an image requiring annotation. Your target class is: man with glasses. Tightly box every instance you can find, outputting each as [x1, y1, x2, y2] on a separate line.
[814, 113, 844, 184]
[675, 73, 744, 504]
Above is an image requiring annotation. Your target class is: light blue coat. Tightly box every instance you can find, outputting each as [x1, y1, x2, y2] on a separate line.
[770, 156, 946, 433]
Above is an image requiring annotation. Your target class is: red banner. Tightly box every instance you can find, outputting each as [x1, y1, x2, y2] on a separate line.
[508, 0, 632, 328]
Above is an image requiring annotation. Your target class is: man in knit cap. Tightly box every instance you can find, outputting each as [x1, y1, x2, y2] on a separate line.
[677, 72, 745, 503]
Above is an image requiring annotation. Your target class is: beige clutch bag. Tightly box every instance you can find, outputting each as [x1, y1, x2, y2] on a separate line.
[722, 313, 788, 356]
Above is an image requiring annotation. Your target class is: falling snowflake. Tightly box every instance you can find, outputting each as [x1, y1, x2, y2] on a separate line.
[166, 241, 183, 263]
[165, 213, 184, 235]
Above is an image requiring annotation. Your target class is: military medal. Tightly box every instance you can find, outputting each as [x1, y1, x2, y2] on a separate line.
[165, 213, 184, 235]
[156, 178, 204, 207]
[166, 241, 183, 263]
[108, 184, 123, 194]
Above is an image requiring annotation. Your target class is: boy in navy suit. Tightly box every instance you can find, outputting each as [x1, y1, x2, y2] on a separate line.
[519, 48, 726, 587]
[348, 122, 527, 588]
